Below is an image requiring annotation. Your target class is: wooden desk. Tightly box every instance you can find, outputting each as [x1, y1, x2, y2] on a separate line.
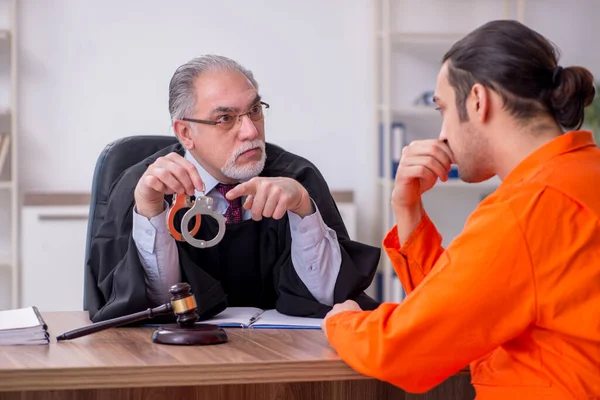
[0, 312, 474, 400]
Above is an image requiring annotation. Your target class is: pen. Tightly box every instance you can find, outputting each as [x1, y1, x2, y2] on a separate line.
[248, 311, 262, 325]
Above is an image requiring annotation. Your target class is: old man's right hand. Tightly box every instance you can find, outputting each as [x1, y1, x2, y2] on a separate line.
[134, 152, 205, 219]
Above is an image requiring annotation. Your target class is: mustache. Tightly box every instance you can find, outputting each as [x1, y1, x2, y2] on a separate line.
[232, 140, 265, 159]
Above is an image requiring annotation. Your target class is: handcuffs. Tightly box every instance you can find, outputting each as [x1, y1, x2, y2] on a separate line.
[166, 193, 226, 248]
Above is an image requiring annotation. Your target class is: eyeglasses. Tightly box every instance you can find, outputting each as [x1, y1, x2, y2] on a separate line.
[182, 101, 270, 131]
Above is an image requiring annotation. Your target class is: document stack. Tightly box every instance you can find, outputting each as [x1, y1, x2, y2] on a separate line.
[0, 306, 49, 345]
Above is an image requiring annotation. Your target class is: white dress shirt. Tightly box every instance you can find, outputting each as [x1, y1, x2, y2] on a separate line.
[132, 151, 341, 306]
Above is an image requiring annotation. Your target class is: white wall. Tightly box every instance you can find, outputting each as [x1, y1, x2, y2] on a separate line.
[16, 0, 600, 244]
[7, 0, 600, 310]
[17, 0, 378, 241]
[524, 0, 600, 80]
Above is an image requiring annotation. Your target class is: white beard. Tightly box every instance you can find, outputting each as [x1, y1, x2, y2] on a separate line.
[221, 140, 266, 181]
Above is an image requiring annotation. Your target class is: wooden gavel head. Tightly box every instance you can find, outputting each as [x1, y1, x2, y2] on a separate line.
[151, 282, 228, 346]
[168, 283, 199, 327]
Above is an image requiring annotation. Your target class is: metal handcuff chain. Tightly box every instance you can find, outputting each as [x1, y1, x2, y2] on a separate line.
[166, 191, 226, 248]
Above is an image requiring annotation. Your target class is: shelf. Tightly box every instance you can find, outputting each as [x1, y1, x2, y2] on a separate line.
[436, 176, 501, 189]
[377, 31, 465, 41]
[378, 105, 442, 141]
[379, 105, 439, 117]
[0, 30, 9, 41]
[392, 32, 465, 43]
[373, 0, 526, 304]
[0, 249, 11, 267]
[377, 178, 394, 189]
[0, 181, 13, 189]
[378, 176, 501, 190]
[377, 31, 465, 62]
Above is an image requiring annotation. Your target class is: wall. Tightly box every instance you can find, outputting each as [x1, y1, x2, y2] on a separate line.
[17, 0, 377, 235]
[4, 0, 600, 310]
[525, 0, 600, 79]
[16, 0, 600, 241]
[7, 0, 378, 310]
[0, 0, 14, 310]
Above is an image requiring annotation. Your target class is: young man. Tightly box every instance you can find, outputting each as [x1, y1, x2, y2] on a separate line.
[322, 20, 600, 399]
[85, 55, 379, 322]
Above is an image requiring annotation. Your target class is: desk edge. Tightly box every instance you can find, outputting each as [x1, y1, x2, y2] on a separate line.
[0, 359, 372, 392]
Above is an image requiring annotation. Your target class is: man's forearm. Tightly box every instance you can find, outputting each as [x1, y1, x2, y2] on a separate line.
[393, 201, 425, 246]
[132, 203, 181, 304]
[288, 202, 341, 306]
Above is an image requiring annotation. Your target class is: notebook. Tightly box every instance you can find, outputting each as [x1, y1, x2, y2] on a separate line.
[204, 307, 323, 329]
[0, 306, 49, 345]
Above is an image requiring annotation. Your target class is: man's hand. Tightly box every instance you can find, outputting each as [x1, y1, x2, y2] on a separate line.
[321, 300, 362, 337]
[134, 152, 205, 219]
[392, 139, 455, 211]
[225, 177, 314, 220]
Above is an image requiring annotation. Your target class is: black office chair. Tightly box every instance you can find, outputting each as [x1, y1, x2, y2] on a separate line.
[83, 135, 178, 310]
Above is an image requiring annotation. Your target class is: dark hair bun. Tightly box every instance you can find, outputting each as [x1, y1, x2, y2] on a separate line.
[550, 66, 596, 130]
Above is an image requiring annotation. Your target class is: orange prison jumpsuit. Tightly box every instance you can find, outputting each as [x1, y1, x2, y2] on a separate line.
[325, 130, 600, 399]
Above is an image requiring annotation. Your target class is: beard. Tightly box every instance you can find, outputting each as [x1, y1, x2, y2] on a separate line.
[221, 139, 266, 181]
[455, 124, 493, 183]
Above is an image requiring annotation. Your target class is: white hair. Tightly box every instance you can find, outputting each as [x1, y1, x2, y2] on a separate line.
[168, 54, 259, 122]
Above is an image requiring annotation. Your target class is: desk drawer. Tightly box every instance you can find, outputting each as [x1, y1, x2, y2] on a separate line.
[20, 206, 90, 311]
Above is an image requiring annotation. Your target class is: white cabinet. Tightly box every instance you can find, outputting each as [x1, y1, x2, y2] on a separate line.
[20, 205, 89, 312]
[337, 202, 357, 241]
[331, 191, 357, 241]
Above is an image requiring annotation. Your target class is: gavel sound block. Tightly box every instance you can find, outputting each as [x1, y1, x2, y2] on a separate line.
[56, 283, 228, 346]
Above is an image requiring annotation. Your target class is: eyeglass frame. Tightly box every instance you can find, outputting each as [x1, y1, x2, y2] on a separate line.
[180, 101, 270, 127]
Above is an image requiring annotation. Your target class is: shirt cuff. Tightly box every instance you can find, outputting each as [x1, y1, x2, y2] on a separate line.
[132, 200, 169, 254]
[287, 199, 326, 248]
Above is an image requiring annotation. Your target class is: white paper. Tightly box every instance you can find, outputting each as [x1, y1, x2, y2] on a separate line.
[0, 307, 41, 331]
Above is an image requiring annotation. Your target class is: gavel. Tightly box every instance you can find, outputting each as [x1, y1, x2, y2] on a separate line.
[56, 283, 228, 345]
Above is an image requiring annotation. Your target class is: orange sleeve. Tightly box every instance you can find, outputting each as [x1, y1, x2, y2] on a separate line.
[383, 213, 444, 294]
[325, 202, 537, 393]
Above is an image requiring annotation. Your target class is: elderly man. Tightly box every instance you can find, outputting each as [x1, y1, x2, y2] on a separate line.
[86, 55, 379, 322]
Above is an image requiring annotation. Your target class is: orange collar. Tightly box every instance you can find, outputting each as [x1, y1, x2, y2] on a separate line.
[502, 130, 596, 186]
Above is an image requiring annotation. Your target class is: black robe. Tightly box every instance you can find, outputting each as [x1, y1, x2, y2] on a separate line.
[85, 142, 381, 323]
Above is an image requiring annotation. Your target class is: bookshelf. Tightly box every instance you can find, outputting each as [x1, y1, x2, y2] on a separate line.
[373, 0, 525, 303]
[0, 0, 19, 310]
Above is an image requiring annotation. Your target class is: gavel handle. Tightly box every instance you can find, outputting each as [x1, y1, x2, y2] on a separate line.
[56, 303, 172, 341]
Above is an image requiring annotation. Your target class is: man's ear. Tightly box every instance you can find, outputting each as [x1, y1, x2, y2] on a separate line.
[173, 120, 195, 150]
[469, 83, 490, 123]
